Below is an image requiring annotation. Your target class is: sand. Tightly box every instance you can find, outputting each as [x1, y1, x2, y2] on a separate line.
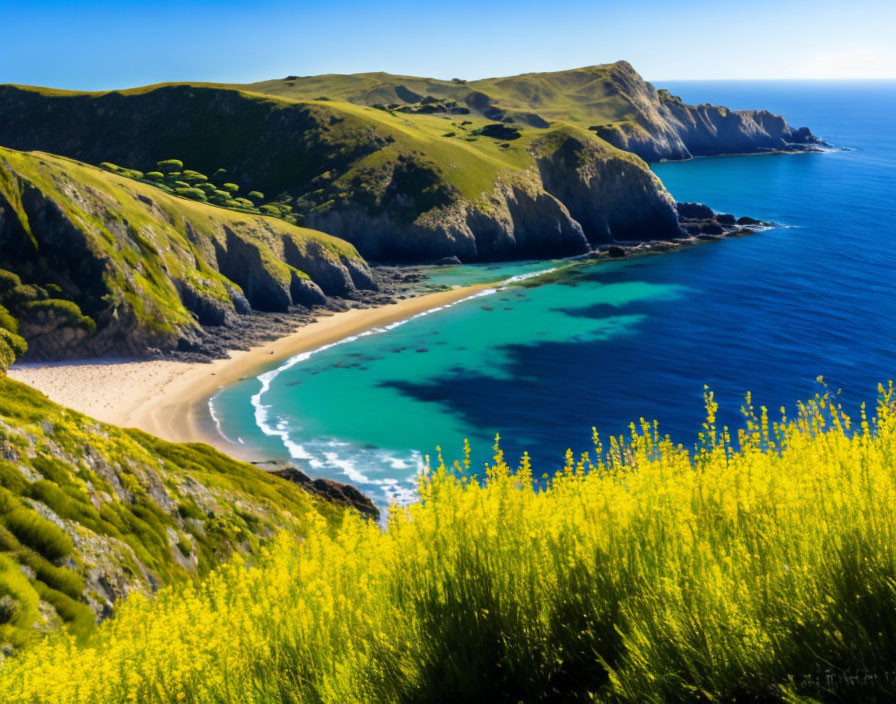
[8, 283, 492, 456]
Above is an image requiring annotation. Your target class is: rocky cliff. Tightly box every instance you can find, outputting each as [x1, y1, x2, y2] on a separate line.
[0, 65, 820, 269]
[0, 83, 686, 263]
[585, 63, 825, 161]
[0, 147, 376, 361]
[245, 61, 824, 163]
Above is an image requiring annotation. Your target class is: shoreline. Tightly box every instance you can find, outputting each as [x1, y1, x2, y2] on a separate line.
[8, 282, 494, 458]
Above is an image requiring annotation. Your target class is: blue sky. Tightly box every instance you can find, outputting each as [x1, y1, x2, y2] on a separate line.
[2, 0, 895, 89]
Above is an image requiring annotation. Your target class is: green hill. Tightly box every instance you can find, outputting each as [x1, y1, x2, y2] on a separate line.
[244, 61, 825, 161]
[0, 77, 683, 262]
[0, 63, 822, 264]
[0, 374, 349, 648]
[0, 147, 376, 363]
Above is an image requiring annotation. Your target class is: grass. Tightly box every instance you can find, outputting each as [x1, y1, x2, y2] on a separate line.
[0, 375, 347, 647]
[0, 145, 368, 358]
[0, 74, 664, 252]
[241, 61, 644, 130]
[0, 383, 894, 702]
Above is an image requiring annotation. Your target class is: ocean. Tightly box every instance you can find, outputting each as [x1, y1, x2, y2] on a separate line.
[209, 80, 896, 509]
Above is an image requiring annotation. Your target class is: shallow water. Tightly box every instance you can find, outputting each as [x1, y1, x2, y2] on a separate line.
[210, 81, 896, 510]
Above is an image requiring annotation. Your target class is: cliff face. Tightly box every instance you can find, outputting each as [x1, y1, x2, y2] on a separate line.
[532, 129, 681, 243]
[305, 175, 591, 262]
[0, 66, 818, 273]
[0, 82, 689, 264]
[305, 127, 684, 260]
[0, 148, 376, 361]
[246, 62, 824, 163]
[585, 62, 825, 161]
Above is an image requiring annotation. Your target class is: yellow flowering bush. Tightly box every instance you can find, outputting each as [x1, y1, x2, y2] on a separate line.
[2, 385, 896, 702]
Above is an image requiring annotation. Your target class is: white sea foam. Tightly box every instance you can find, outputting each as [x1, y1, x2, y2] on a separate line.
[246, 266, 556, 446]
[224, 265, 561, 505]
[207, 397, 241, 446]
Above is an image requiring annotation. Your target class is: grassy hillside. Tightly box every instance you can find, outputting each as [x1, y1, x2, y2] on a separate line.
[0, 384, 893, 702]
[0, 147, 375, 360]
[246, 62, 643, 128]
[0, 79, 682, 262]
[244, 61, 824, 161]
[0, 375, 347, 650]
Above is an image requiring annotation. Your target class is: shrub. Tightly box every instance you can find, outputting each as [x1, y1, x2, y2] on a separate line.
[0, 462, 28, 494]
[173, 180, 191, 189]
[258, 204, 281, 216]
[196, 182, 217, 193]
[4, 283, 45, 306]
[0, 554, 39, 646]
[144, 171, 164, 181]
[181, 170, 208, 184]
[0, 340, 16, 374]
[30, 456, 73, 486]
[0, 594, 18, 625]
[99, 163, 142, 179]
[0, 270, 21, 297]
[213, 168, 227, 178]
[0, 304, 18, 334]
[176, 538, 192, 557]
[33, 582, 94, 637]
[221, 183, 239, 193]
[21, 300, 96, 333]
[1, 506, 73, 562]
[247, 190, 264, 201]
[156, 159, 183, 172]
[232, 197, 255, 208]
[18, 552, 84, 599]
[174, 188, 207, 201]
[0, 328, 27, 363]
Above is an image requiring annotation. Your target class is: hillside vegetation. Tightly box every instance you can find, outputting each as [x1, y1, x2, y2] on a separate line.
[0, 375, 347, 649]
[0, 74, 686, 262]
[245, 61, 824, 161]
[0, 62, 822, 264]
[0, 384, 892, 702]
[0, 147, 376, 360]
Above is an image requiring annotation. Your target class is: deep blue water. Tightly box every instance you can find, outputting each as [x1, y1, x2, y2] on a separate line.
[210, 81, 896, 507]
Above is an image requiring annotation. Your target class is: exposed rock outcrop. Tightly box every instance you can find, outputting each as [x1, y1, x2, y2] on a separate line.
[676, 201, 766, 238]
[0, 76, 753, 266]
[587, 62, 826, 161]
[254, 461, 380, 521]
[534, 131, 682, 243]
[0, 147, 377, 360]
[306, 176, 592, 262]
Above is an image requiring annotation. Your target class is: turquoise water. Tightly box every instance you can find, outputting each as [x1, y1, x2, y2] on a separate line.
[210, 81, 896, 509]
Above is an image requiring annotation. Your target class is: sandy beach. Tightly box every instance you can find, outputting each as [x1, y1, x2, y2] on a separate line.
[9, 283, 492, 456]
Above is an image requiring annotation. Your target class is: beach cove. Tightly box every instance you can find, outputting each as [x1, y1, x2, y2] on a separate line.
[9, 282, 495, 455]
